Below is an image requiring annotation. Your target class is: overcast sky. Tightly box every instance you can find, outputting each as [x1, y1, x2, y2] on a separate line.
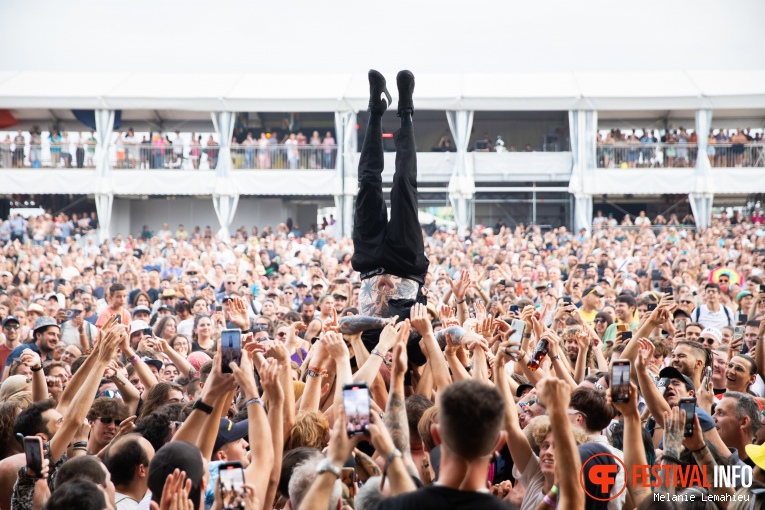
[2, 0, 763, 75]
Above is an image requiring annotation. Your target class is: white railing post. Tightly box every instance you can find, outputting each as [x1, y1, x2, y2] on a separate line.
[568, 110, 598, 233]
[334, 111, 357, 239]
[446, 110, 475, 234]
[211, 112, 239, 240]
[691, 109, 714, 229]
[94, 109, 116, 243]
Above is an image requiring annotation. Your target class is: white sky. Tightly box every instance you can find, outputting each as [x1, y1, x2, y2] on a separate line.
[1, 0, 763, 75]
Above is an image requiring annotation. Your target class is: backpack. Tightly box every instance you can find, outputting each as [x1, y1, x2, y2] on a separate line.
[693, 305, 732, 327]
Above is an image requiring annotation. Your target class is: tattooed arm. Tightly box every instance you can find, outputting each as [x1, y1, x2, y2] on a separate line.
[684, 410, 735, 504]
[386, 341, 419, 479]
[434, 326, 468, 350]
[338, 315, 393, 335]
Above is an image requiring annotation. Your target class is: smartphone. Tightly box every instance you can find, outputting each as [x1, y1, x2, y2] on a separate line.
[220, 329, 242, 374]
[115, 314, 121, 323]
[610, 360, 630, 403]
[651, 270, 662, 281]
[562, 297, 572, 305]
[738, 314, 748, 325]
[509, 305, 519, 313]
[646, 303, 657, 312]
[621, 331, 632, 341]
[342, 382, 371, 436]
[760, 284, 765, 293]
[218, 461, 246, 510]
[679, 397, 697, 437]
[616, 324, 629, 333]
[63, 309, 82, 320]
[215, 304, 223, 312]
[703, 366, 712, 388]
[734, 325, 745, 341]
[24, 437, 43, 478]
[341, 467, 357, 498]
[665, 287, 673, 296]
[578, 264, 589, 271]
[141, 327, 153, 337]
[508, 319, 526, 354]
[677, 320, 687, 332]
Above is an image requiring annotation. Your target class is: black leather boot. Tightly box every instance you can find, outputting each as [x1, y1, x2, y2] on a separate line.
[396, 70, 415, 118]
[368, 69, 392, 116]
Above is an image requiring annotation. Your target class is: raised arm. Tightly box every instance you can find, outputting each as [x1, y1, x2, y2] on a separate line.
[352, 322, 405, 386]
[450, 269, 471, 325]
[634, 338, 671, 428]
[610, 382, 651, 506]
[20, 350, 48, 403]
[385, 340, 419, 478]
[494, 341, 534, 474]
[259, 359, 285, 510]
[338, 315, 393, 336]
[410, 303, 451, 392]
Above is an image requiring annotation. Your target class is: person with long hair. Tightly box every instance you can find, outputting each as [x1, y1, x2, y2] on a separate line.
[153, 316, 177, 342]
[138, 382, 184, 420]
[191, 314, 216, 352]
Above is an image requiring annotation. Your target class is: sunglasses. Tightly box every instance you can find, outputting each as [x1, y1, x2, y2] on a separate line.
[699, 337, 716, 346]
[3, 324, 19, 330]
[680, 300, 694, 305]
[594, 319, 606, 324]
[98, 416, 123, 426]
[98, 389, 122, 399]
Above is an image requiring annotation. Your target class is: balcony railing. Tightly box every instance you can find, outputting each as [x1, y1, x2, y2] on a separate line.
[596, 143, 765, 168]
[229, 144, 336, 170]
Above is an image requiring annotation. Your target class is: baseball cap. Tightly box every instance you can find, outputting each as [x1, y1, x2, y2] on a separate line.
[214, 418, 249, 453]
[0, 271, 11, 278]
[74, 285, 89, 293]
[129, 320, 151, 336]
[659, 367, 695, 391]
[148, 441, 205, 506]
[295, 282, 307, 288]
[636, 270, 648, 278]
[158, 305, 174, 313]
[0, 375, 32, 401]
[43, 276, 55, 283]
[583, 286, 604, 298]
[33, 316, 59, 334]
[332, 291, 348, 299]
[132, 306, 152, 317]
[2, 316, 20, 327]
[141, 357, 163, 372]
[745, 443, 765, 471]
[516, 384, 534, 398]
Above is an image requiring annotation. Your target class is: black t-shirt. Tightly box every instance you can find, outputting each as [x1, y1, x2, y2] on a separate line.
[376, 486, 517, 510]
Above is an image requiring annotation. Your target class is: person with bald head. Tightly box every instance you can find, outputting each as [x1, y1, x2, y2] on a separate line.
[103, 434, 156, 510]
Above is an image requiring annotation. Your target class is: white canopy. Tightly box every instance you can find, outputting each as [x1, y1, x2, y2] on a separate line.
[1, 71, 764, 112]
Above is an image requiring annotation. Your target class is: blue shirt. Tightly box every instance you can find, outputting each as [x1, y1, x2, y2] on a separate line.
[4, 342, 51, 367]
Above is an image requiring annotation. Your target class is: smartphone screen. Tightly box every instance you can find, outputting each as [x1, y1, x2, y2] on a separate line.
[679, 398, 696, 437]
[646, 303, 657, 312]
[220, 329, 242, 374]
[218, 461, 246, 510]
[739, 314, 748, 325]
[610, 360, 630, 403]
[509, 305, 519, 313]
[665, 287, 673, 296]
[115, 314, 121, 323]
[341, 467, 357, 498]
[141, 328, 153, 337]
[621, 331, 632, 341]
[215, 304, 223, 312]
[562, 297, 572, 305]
[24, 437, 43, 478]
[760, 284, 765, 293]
[64, 309, 81, 320]
[342, 383, 371, 436]
[508, 320, 526, 354]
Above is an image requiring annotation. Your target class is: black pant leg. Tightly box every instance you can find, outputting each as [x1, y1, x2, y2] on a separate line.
[381, 124, 428, 279]
[351, 115, 388, 274]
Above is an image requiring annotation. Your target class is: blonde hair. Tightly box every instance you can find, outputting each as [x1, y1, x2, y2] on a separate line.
[528, 415, 590, 449]
[285, 411, 329, 451]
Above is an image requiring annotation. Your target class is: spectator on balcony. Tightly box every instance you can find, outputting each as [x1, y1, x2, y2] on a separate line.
[243, 133, 256, 169]
[115, 132, 126, 169]
[189, 134, 201, 170]
[285, 133, 299, 169]
[13, 130, 25, 167]
[309, 131, 322, 169]
[322, 131, 335, 169]
[86, 131, 97, 167]
[474, 132, 491, 152]
[639, 129, 653, 166]
[732, 129, 747, 167]
[707, 129, 717, 167]
[296, 131, 307, 145]
[621, 214, 633, 226]
[663, 129, 676, 168]
[30, 132, 42, 168]
[206, 135, 219, 169]
[0, 135, 11, 168]
[151, 133, 165, 169]
[634, 211, 651, 228]
[125, 128, 138, 169]
[60, 132, 72, 168]
[50, 130, 62, 168]
[676, 127, 689, 167]
[75, 132, 85, 168]
[625, 131, 639, 168]
[524, 143, 533, 152]
[257, 133, 270, 169]
[715, 129, 729, 167]
[172, 131, 184, 168]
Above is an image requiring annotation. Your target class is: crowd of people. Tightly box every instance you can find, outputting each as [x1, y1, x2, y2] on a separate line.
[597, 128, 765, 169]
[0, 128, 339, 172]
[1, 206, 765, 509]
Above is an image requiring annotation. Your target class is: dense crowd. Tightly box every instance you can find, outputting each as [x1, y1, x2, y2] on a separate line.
[596, 128, 764, 168]
[4, 210, 765, 510]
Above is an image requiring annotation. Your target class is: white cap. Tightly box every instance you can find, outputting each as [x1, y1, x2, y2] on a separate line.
[128, 320, 151, 336]
[700, 327, 722, 343]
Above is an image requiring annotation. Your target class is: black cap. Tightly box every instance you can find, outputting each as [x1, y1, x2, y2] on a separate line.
[214, 418, 249, 453]
[516, 384, 534, 398]
[636, 270, 648, 278]
[583, 286, 604, 298]
[1, 316, 20, 327]
[659, 367, 695, 391]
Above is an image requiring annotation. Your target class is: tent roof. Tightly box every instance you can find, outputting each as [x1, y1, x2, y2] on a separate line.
[1, 71, 764, 112]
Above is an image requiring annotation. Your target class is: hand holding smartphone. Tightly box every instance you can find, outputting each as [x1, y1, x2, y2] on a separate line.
[220, 329, 242, 374]
[679, 397, 697, 437]
[218, 461, 246, 510]
[342, 383, 371, 436]
[24, 437, 44, 478]
[610, 360, 630, 403]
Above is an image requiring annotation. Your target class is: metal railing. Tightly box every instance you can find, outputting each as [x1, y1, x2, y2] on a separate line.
[229, 144, 336, 170]
[596, 143, 765, 169]
[0, 142, 98, 169]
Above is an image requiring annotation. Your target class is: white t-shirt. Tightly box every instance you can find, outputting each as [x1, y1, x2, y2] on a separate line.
[692, 304, 733, 329]
[514, 453, 545, 510]
[117, 491, 151, 510]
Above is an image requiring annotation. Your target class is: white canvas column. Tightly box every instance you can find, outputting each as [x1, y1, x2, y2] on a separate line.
[95, 192, 114, 243]
[691, 109, 714, 229]
[212, 193, 239, 241]
[94, 109, 115, 179]
[334, 111, 357, 239]
[446, 110, 475, 234]
[568, 110, 598, 233]
[211, 112, 236, 179]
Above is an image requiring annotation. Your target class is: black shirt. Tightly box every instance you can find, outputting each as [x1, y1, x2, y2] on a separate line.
[376, 486, 517, 510]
